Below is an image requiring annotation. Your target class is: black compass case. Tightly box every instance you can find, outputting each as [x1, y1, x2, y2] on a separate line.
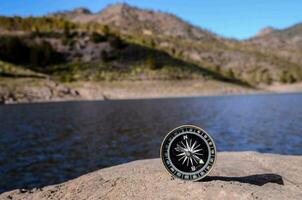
[160, 125, 217, 181]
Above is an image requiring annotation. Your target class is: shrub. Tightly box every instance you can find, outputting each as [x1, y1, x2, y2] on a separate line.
[279, 71, 287, 83]
[102, 25, 110, 35]
[100, 50, 109, 63]
[224, 68, 235, 79]
[213, 65, 221, 73]
[149, 39, 156, 48]
[261, 72, 273, 85]
[287, 73, 296, 83]
[0, 36, 64, 67]
[0, 16, 79, 32]
[30, 41, 62, 66]
[108, 35, 125, 49]
[279, 71, 296, 83]
[145, 54, 160, 70]
[90, 32, 107, 43]
[0, 36, 30, 64]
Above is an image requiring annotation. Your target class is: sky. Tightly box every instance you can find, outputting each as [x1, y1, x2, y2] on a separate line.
[0, 0, 301, 39]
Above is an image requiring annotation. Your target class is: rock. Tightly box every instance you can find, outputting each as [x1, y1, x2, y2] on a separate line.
[69, 89, 80, 96]
[256, 27, 276, 37]
[46, 80, 58, 88]
[1, 152, 302, 200]
[0, 95, 4, 104]
[56, 85, 70, 95]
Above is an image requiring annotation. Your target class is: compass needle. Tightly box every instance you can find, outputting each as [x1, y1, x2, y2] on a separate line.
[191, 141, 197, 150]
[189, 157, 193, 166]
[194, 144, 201, 149]
[178, 155, 185, 161]
[180, 141, 186, 148]
[176, 152, 185, 156]
[185, 139, 190, 150]
[192, 149, 202, 153]
[182, 156, 187, 165]
[192, 156, 198, 164]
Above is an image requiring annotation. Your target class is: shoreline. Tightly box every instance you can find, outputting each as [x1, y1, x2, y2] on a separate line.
[1, 151, 301, 199]
[2, 90, 302, 106]
[1, 79, 302, 104]
[2, 89, 302, 106]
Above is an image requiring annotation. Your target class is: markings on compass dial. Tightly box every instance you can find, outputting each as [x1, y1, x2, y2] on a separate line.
[161, 126, 216, 181]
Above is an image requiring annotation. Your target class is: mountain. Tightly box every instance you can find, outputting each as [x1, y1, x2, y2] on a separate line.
[248, 23, 302, 73]
[1, 3, 302, 86]
[255, 27, 276, 37]
[250, 23, 302, 51]
[53, 3, 220, 43]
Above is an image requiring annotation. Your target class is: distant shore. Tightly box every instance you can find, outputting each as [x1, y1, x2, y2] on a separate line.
[1, 78, 302, 104]
[1, 152, 301, 200]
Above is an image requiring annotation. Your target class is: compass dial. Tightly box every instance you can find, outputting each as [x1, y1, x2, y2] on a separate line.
[160, 125, 216, 181]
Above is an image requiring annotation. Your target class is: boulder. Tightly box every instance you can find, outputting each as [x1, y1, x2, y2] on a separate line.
[1, 152, 301, 200]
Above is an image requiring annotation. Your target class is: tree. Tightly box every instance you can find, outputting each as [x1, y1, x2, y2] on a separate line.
[279, 71, 287, 83]
[63, 21, 71, 38]
[100, 50, 109, 63]
[108, 35, 125, 49]
[262, 72, 273, 85]
[279, 71, 296, 83]
[146, 54, 160, 70]
[102, 25, 110, 35]
[91, 32, 107, 43]
[287, 73, 296, 83]
[213, 65, 221, 73]
[0, 36, 29, 64]
[225, 69, 235, 79]
[149, 39, 156, 48]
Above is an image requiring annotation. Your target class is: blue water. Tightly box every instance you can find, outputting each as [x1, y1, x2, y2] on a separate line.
[0, 93, 301, 192]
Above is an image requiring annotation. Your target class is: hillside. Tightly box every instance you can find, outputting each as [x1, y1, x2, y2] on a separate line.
[54, 3, 219, 41]
[54, 3, 302, 84]
[1, 3, 302, 103]
[249, 23, 302, 68]
[251, 23, 302, 50]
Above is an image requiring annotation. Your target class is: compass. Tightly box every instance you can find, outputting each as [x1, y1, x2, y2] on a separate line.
[160, 125, 216, 181]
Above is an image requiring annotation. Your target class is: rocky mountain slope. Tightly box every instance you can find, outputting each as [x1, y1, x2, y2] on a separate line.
[52, 3, 302, 84]
[1, 3, 302, 103]
[55, 3, 219, 41]
[251, 23, 302, 50]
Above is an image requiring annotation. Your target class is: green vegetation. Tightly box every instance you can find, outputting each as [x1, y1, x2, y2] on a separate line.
[145, 54, 160, 70]
[0, 16, 77, 32]
[0, 14, 301, 87]
[0, 60, 44, 78]
[0, 35, 64, 68]
[91, 32, 107, 43]
[280, 71, 297, 83]
[224, 69, 235, 79]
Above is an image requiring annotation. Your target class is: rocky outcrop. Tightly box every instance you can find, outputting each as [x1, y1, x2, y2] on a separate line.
[0, 80, 81, 104]
[255, 27, 276, 37]
[1, 152, 301, 200]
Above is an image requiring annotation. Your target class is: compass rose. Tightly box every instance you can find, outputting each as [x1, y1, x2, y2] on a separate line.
[160, 125, 216, 181]
[175, 137, 204, 168]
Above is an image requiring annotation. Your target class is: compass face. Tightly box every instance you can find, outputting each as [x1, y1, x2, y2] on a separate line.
[160, 125, 216, 181]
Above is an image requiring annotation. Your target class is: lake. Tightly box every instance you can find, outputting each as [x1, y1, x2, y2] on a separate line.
[0, 93, 302, 192]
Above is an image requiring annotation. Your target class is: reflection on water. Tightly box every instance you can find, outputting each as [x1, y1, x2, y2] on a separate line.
[0, 93, 302, 192]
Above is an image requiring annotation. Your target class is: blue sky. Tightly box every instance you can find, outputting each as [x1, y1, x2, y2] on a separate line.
[0, 0, 301, 39]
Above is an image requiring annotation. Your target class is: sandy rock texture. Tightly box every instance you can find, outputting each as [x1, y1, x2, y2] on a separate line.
[1, 152, 301, 200]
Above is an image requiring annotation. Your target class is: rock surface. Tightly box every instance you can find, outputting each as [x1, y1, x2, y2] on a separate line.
[1, 152, 301, 200]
